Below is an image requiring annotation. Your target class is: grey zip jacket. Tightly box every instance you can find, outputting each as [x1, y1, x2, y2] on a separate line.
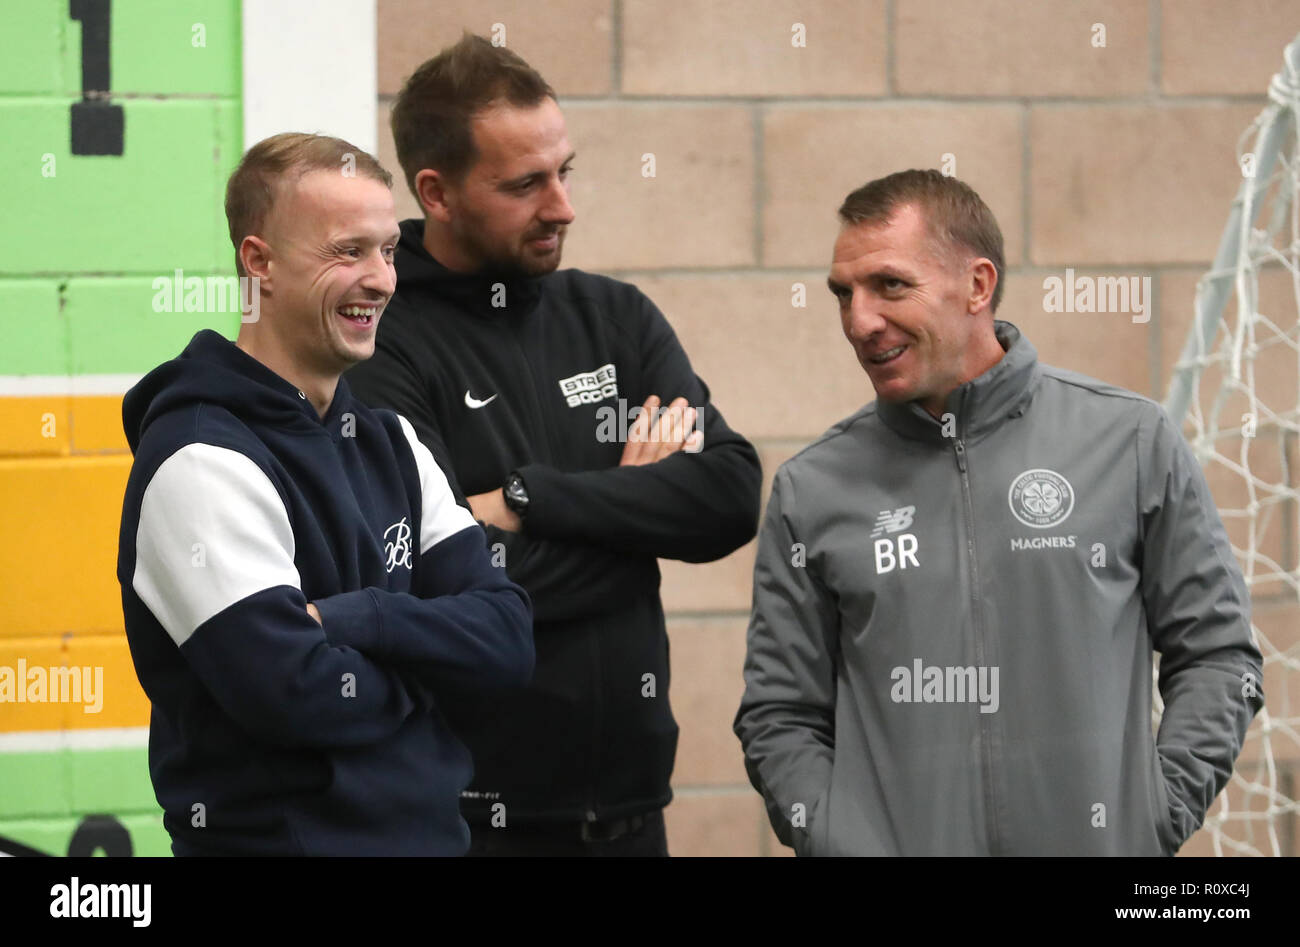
[735, 321, 1264, 856]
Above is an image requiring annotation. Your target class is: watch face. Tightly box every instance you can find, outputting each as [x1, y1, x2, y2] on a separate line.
[506, 476, 529, 513]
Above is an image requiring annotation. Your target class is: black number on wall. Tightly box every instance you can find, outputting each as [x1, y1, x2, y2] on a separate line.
[69, 0, 124, 155]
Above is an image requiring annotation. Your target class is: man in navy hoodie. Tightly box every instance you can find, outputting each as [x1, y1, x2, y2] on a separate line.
[117, 132, 534, 856]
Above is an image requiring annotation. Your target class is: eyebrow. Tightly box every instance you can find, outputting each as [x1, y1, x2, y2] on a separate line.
[870, 265, 912, 281]
[827, 266, 913, 293]
[332, 232, 401, 246]
[501, 152, 578, 189]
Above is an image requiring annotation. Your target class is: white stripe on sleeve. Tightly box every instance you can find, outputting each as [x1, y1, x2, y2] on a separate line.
[133, 443, 303, 647]
[395, 415, 478, 555]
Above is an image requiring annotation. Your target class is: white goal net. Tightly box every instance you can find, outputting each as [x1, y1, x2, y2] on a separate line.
[1161, 33, 1300, 857]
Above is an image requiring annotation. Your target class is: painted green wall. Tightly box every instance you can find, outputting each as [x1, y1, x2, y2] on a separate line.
[0, 0, 243, 857]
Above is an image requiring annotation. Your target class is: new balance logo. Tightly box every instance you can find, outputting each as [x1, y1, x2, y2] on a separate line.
[871, 506, 919, 575]
[464, 390, 498, 409]
[871, 505, 915, 538]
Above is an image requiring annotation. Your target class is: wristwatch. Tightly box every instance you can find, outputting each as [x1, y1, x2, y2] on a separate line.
[503, 471, 530, 519]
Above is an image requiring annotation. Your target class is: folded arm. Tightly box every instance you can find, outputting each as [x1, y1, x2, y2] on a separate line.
[348, 345, 654, 623]
[519, 294, 762, 563]
[310, 416, 534, 690]
[132, 443, 427, 749]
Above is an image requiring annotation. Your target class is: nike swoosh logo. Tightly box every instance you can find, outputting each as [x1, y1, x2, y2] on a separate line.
[464, 390, 498, 409]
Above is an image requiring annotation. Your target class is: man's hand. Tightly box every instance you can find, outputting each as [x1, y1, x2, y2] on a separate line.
[620, 395, 702, 466]
[306, 602, 322, 625]
[467, 489, 523, 533]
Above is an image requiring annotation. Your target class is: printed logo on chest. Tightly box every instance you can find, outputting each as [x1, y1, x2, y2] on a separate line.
[871, 505, 919, 575]
[384, 517, 413, 572]
[557, 363, 618, 408]
[1008, 468, 1079, 552]
[1008, 468, 1074, 528]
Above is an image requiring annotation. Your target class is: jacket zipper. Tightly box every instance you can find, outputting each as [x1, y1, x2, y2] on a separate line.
[587, 626, 603, 825]
[502, 316, 603, 824]
[953, 419, 1001, 854]
[503, 317, 561, 466]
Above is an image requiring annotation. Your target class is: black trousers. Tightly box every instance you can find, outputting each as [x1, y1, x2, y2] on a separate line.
[465, 809, 669, 857]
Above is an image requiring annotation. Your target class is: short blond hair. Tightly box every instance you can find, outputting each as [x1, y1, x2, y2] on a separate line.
[224, 132, 393, 276]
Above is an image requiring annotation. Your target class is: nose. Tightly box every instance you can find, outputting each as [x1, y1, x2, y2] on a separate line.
[843, 289, 887, 343]
[541, 175, 576, 226]
[361, 247, 396, 299]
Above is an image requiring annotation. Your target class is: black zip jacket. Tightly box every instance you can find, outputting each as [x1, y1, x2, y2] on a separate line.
[347, 218, 762, 823]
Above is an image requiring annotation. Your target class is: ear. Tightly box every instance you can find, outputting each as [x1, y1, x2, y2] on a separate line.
[415, 168, 455, 224]
[967, 258, 997, 315]
[239, 235, 273, 287]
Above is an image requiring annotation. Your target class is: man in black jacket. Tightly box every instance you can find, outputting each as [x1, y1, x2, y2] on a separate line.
[348, 34, 761, 855]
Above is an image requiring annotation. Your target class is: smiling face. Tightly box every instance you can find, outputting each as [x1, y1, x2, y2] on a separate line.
[828, 203, 1002, 418]
[429, 97, 576, 277]
[260, 169, 400, 379]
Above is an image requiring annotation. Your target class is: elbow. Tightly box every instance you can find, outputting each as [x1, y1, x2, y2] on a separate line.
[1237, 645, 1265, 714]
[687, 487, 761, 563]
[502, 621, 535, 688]
[729, 487, 763, 548]
[683, 517, 756, 563]
[232, 694, 320, 748]
[494, 587, 536, 688]
[725, 457, 764, 548]
[506, 642, 535, 688]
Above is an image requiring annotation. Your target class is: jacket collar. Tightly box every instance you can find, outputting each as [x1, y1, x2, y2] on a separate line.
[875, 320, 1040, 443]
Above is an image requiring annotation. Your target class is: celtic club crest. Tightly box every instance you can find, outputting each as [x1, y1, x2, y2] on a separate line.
[1008, 468, 1075, 529]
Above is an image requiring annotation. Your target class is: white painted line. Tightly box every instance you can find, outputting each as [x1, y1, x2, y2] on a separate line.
[0, 727, 149, 753]
[0, 374, 141, 397]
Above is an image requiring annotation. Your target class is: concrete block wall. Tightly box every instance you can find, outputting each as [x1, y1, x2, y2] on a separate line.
[374, 0, 1300, 855]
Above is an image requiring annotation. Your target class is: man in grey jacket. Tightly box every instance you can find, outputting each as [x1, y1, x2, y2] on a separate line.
[734, 169, 1264, 856]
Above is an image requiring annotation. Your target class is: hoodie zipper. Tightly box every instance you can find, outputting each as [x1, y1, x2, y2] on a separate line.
[952, 409, 1002, 855]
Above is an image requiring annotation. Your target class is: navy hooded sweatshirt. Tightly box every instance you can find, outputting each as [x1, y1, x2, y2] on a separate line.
[117, 329, 534, 855]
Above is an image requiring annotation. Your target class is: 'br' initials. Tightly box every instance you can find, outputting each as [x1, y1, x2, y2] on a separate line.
[874, 534, 919, 575]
